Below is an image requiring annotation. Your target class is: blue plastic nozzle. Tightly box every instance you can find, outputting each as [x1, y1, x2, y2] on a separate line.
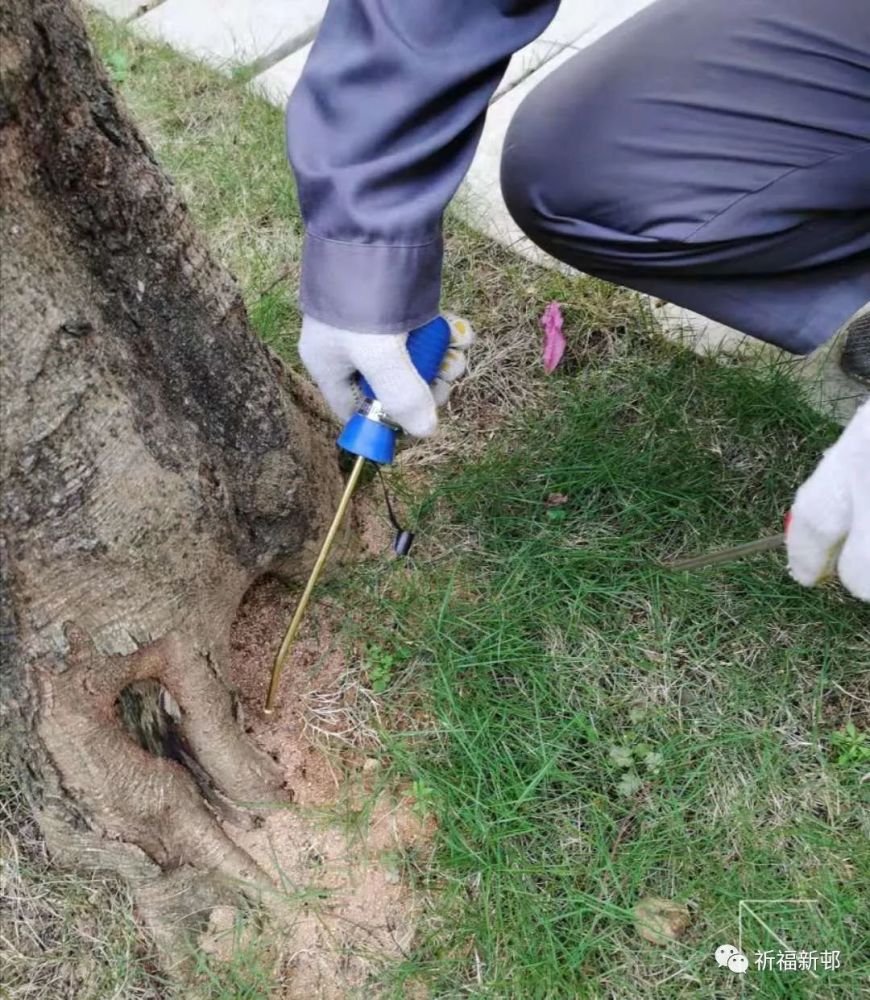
[337, 316, 451, 464]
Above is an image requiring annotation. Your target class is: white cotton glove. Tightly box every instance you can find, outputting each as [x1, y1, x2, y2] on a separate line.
[787, 400, 870, 601]
[298, 313, 474, 437]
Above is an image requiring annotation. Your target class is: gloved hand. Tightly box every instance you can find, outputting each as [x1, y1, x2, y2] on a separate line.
[787, 400, 870, 601]
[298, 314, 474, 438]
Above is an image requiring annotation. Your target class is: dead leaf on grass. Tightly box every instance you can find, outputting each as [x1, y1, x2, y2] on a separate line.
[545, 493, 569, 507]
[632, 896, 692, 945]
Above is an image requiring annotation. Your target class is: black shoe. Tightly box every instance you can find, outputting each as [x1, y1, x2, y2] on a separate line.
[840, 310, 870, 385]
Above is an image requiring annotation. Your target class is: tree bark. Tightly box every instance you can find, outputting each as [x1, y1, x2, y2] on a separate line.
[0, 0, 344, 956]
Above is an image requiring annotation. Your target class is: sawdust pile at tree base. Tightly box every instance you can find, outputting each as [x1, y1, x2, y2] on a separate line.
[226, 577, 433, 998]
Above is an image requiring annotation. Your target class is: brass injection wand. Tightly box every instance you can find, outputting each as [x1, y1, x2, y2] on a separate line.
[264, 454, 365, 713]
[263, 317, 452, 713]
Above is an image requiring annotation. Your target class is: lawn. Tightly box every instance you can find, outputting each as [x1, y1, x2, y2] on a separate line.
[3, 14, 867, 1000]
[359, 352, 869, 998]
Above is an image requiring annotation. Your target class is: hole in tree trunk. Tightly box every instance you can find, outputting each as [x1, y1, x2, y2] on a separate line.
[116, 679, 230, 814]
[116, 678, 186, 760]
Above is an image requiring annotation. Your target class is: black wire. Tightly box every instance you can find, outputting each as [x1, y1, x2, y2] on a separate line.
[376, 467, 404, 533]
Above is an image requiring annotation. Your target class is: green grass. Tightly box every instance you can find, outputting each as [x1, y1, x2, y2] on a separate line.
[10, 13, 863, 1000]
[351, 346, 869, 998]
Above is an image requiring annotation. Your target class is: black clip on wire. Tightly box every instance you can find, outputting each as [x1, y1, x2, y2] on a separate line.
[377, 467, 414, 556]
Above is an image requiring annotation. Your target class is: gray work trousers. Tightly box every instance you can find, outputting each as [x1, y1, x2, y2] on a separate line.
[501, 0, 870, 354]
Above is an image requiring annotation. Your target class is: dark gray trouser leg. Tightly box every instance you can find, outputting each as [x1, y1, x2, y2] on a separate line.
[500, 0, 870, 355]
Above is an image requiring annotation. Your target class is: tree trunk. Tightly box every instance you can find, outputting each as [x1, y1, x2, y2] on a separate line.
[0, 0, 344, 957]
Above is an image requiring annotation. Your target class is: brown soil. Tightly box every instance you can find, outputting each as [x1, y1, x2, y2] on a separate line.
[819, 682, 870, 731]
[224, 550, 433, 998]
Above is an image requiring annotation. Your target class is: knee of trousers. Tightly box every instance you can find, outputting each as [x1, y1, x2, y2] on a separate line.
[500, 92, 568, 249]
[499, 87, 628, 275]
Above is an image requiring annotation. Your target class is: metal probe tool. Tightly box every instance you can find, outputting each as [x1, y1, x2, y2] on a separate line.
[663, 532, 785, 571]
[662, 512, 792, 572]
[264, 316, 451, 714]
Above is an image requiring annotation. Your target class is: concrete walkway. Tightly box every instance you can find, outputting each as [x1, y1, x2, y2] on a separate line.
[90, 0, 865, 422]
